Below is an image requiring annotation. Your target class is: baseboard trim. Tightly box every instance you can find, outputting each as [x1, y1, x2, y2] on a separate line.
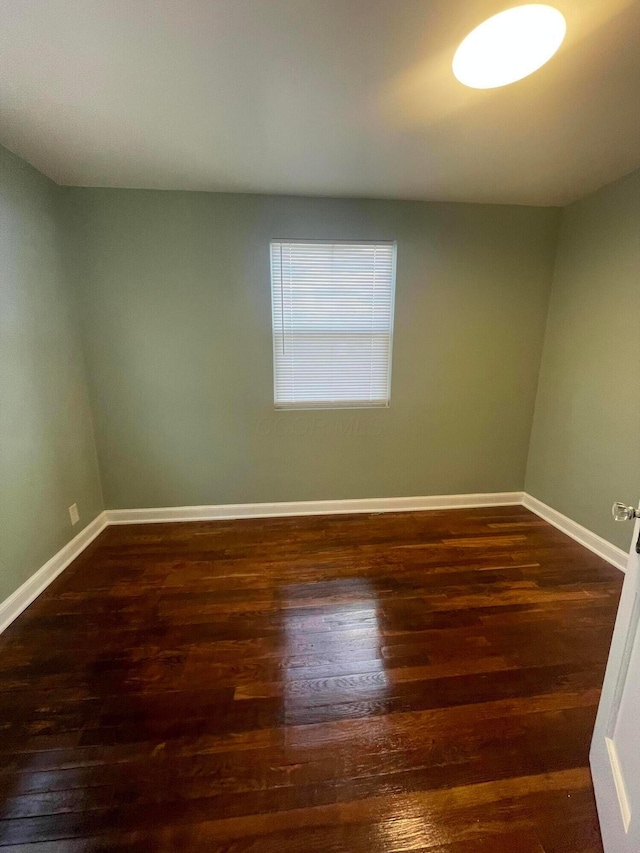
[522, 493, 628, 572]
[2, 490, 626, 635]
[0, 511, 108, 635]
[105, 492, 525, 525]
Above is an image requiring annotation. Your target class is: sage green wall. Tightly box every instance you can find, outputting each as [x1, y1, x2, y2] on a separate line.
[526, 168, 640, 551]
[66, 188, 559, 510]
[0, 147, 103, 602]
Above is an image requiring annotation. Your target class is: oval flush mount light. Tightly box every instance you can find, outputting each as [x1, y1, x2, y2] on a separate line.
[453, 4, 566, 89]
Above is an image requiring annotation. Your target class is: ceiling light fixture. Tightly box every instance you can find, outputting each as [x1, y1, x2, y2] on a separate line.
[453, 4, 566, 89]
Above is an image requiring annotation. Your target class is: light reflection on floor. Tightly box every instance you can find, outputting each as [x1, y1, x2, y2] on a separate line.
[277, 578, 446, 850]
[374, 807, 444, 850]
[279, 578, 391, 750]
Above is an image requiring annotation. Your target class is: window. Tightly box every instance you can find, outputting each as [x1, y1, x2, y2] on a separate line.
[270, 240, 396, 409]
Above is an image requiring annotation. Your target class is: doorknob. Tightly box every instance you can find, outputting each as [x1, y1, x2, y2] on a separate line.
[612, 502, 640, 522]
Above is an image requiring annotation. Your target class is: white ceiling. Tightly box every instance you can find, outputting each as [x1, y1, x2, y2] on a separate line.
[1, 0, 639, 205]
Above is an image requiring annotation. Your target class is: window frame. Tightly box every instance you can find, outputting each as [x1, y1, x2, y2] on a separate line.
[269, 239, 397, 411]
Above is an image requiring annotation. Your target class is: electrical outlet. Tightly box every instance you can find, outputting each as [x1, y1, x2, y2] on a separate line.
[69, 503, 80, 526]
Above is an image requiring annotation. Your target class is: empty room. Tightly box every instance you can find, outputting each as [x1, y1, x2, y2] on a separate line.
[2, 1, 640, 850]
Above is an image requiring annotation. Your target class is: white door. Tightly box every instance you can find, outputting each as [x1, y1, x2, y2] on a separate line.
[591, 501, 640, 851]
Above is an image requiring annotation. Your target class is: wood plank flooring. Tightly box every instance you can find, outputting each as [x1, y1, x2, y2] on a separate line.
[0, 506, 623, 851]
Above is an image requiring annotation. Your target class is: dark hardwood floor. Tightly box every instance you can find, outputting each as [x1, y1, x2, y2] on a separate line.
[0, 506, 623, 851]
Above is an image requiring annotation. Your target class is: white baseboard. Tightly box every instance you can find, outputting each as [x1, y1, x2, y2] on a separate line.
[0, 511, 108, 635]
[105, 491, 525, 525]
[0, 493, 522, 634]
[522, 493, 628, 572]
[2, 490, 626, 635]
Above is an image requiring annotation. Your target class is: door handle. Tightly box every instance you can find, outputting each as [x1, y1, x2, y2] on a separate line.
[611, 501, 640, 521]
[612, 502, 640, 554]
[612, 502, 640, 522]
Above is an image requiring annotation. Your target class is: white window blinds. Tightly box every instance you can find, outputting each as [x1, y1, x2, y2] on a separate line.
[270, 241, 396, 409]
